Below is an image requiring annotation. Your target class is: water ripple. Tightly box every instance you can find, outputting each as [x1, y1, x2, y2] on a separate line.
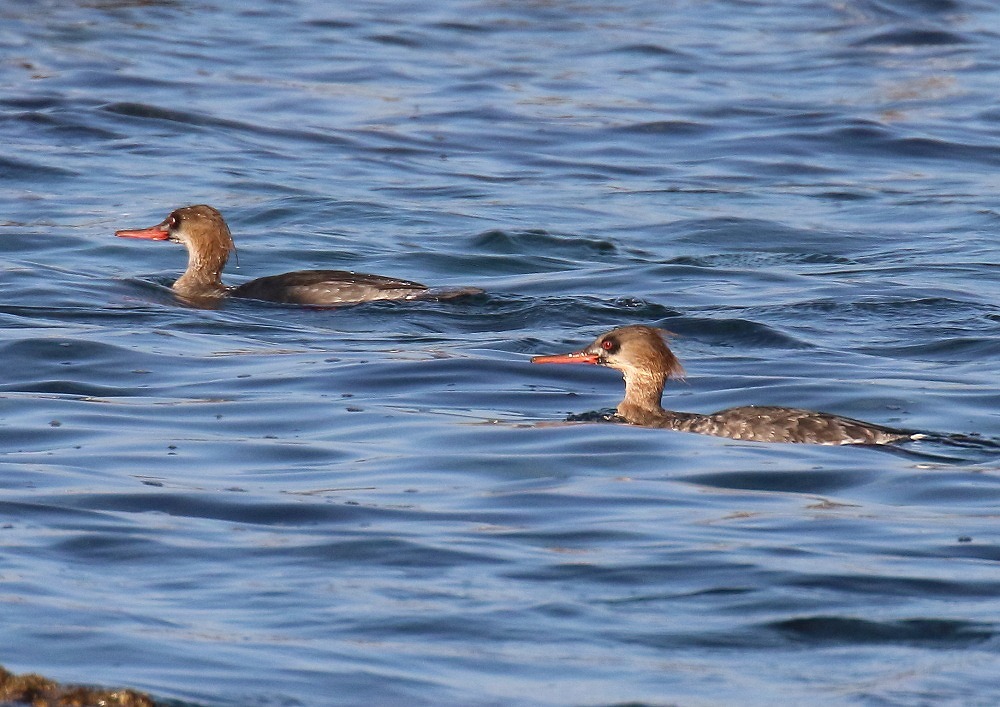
[2, 0, 1000, 704]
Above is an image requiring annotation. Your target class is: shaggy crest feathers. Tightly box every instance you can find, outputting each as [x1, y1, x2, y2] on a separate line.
[533, 324, 913, 445]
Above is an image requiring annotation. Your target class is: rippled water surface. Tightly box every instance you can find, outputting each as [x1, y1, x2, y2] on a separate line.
[3, 0, 1000, 704]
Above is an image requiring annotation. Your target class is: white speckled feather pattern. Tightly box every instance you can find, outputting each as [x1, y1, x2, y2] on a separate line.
[534, 325, 914, 446]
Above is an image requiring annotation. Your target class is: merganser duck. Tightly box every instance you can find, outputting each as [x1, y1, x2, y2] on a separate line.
[532, 325, 916, 445]
[116, 204, 481, 305]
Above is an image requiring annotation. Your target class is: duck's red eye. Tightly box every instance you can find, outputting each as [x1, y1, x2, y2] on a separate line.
[167, 215, 178, 228]
[601, 339, 614, 351]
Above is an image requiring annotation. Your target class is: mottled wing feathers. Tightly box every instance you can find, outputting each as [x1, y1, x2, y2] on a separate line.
[231, 269, 428, 305]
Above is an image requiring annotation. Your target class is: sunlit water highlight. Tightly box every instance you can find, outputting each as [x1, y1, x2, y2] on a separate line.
[2, 0, 1000, 704]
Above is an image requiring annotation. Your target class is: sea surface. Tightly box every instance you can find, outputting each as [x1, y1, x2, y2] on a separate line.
[2, 0, 1000, 704]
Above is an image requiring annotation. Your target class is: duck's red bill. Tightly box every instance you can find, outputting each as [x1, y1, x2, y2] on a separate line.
[115, 226, 169, 240]
[531, 352, 600, 365]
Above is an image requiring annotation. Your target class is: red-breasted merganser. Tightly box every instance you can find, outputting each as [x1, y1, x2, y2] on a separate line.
[532, 325, 916, 445]
[116, 205, 481, 305]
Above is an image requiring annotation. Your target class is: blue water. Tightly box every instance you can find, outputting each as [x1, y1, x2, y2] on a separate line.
[2, 0, 1000, 704]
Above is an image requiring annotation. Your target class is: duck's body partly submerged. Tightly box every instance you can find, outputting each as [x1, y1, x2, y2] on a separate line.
[632, 404, 908, 445]
[228, 269, 428, 305]
[532, 325, 915, 445]
[116, 205, 479, 306]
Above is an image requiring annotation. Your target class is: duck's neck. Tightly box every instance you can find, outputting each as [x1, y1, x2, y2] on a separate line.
[617, 370, 669, 425]
[173, 245, 229, 298]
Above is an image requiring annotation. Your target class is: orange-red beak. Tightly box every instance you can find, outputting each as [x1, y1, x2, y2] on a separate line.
[115, 225, 169, 241]
[531, 351, 600, 365]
